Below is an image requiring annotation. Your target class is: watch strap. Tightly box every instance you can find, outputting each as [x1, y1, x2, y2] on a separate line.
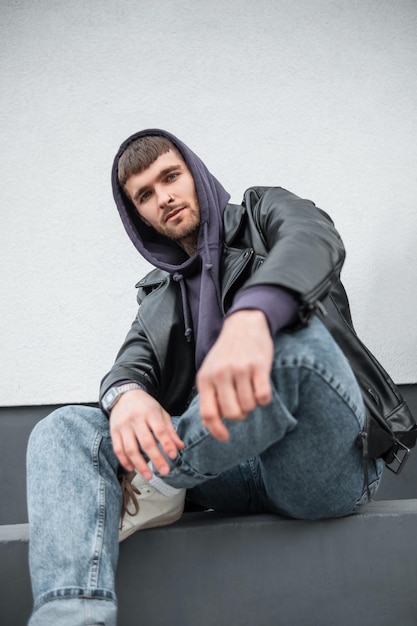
[102, 382, 143, 413]
[115, 383, 143, 395]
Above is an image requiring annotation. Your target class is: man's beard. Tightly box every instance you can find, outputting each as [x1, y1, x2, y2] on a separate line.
[170, 221, 200, 256]
[168, 221, 200, 242]
[158, 207, 200, 254]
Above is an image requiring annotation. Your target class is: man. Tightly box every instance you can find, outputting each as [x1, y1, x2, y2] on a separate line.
[27, 129, 395, 625]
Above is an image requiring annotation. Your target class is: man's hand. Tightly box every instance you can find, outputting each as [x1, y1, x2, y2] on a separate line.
[196, 310, 274, 441]
[109, 389, 184, 478]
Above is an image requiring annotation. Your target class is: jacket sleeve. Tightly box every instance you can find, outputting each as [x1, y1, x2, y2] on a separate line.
[99, 271, 196, 413]
[99, 313, 161, 402]
[241, 186, 346, 318]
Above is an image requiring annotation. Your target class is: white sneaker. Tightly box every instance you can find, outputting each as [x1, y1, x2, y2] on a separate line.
[118, 471, 186, 542]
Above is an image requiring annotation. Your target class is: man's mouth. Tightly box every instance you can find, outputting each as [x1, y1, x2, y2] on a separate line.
[165, 207, 185, 222]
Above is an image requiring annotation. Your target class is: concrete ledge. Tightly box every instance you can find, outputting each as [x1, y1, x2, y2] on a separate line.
[0, 524, 31, 626]
[2, 501, 417, 626]
[0, 523, 30, 543]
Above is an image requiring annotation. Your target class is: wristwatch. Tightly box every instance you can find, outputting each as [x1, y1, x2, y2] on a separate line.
[101, 383, 143, 413]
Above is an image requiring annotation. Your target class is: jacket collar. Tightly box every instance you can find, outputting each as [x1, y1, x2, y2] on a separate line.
[223, 203, 246, 246]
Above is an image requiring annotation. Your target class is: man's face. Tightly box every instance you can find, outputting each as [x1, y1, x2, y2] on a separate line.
[124, 150, 200, 248]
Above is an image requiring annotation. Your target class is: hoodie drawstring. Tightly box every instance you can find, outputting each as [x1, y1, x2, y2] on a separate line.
[173, 272, 193, 342]
[203, 221, 213, 270]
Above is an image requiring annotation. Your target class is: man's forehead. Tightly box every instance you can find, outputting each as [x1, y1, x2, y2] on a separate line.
[139, 151, 188, 179]
[146, 149, 186, 171]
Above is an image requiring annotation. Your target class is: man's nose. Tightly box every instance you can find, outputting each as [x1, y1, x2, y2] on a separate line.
[157, 189, 174, 208]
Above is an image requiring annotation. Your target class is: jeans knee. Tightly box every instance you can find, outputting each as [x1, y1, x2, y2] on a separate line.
[27, 406, 107, 461]
[29, 407, 70, 445]
[27, 407, 114, 493]
[27, 412, 56, 455]
[27, 410, 66, 468]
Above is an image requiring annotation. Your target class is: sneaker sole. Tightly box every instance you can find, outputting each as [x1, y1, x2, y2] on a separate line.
[119, 503, 185, 542]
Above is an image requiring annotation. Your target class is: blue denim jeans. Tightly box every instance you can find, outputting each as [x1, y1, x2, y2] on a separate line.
[26, 318, 383, 625]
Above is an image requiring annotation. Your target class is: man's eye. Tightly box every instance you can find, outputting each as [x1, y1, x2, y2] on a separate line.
[167, 173, 178, 181]
[140, 191, 151, 202]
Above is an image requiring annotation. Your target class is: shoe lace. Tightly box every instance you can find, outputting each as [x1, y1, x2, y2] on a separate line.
[119, 470, 140, 527]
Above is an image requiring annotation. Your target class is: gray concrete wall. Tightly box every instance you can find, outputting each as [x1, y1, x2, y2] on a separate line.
[2, 0, 417, 407]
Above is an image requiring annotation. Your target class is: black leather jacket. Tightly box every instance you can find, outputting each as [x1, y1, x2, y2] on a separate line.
[100, 187, 415, 463]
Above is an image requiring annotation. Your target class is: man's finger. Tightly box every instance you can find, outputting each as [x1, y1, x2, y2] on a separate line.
[200, 366, 245, 420]
[133, 421, 171, 476]
[234, 370, 257, 415]
[120, 427, 153, 479]
[111, 429, 135, 472]
[198, 379, 230, 440]
[253, 367, 273, 405]
[203, 415, 230, 441]
[165, 420, 185, 454]
[149, 416, 183, 462]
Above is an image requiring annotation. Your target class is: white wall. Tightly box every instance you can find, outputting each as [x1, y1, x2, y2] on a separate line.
[1, 0, 416, 405]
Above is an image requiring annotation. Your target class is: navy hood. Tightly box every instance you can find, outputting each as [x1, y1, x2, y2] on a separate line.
[112, 129, 230, 272]
[112, 129, 231, 368]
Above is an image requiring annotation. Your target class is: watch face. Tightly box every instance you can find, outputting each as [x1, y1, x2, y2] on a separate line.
[104, 388, 118, 410]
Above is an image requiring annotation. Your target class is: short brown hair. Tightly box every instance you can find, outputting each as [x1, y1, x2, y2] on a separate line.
[117, 136, 183, 187]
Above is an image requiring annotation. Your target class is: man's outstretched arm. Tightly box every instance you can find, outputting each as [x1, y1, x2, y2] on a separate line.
[197, 309, 274, 441]
[110, 310, 273, 474]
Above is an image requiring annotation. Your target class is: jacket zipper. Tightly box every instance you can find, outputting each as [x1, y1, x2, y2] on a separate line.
[221, 248, 254, 312]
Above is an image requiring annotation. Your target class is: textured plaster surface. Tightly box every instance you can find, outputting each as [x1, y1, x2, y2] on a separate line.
[1, 0, 416, 404]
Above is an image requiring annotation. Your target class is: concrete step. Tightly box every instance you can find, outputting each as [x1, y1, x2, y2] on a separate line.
[2, 501, 417, 626]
